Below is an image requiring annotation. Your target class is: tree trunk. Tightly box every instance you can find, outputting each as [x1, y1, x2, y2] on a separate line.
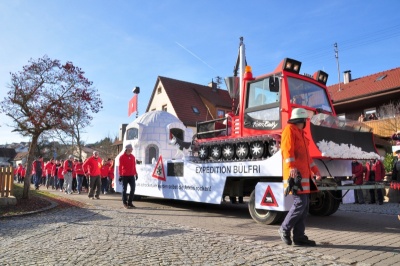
[22, 134, 39, 199]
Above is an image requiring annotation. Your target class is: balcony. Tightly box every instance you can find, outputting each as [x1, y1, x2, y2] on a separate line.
[363, 117, 400, 138]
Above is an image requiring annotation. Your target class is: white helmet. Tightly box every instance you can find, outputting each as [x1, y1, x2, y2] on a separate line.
[288, 108, 308, 123]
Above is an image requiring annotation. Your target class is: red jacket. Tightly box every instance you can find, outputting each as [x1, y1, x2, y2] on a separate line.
[63, 159, 74, 175]
[351, 161, 364, 185]
[74, 162, 85, 175]
[118, 153, 137, 177]
[365, 160, 385, 182]
[21, 167, 26, 177]
[101, 162, 111, 178]
[45, 162, 55, 176]
[57, 166, 64, 179]
[83, 156, 102, 176]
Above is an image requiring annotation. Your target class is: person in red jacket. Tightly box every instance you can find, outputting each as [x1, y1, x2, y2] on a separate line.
[100, 159, 112, 194]
[20, 165, 26, 183]
[365, 159, 385, 205]
[45, 158, 55, 189]
[33, 156, 44, 190]
[108, 159, 115, 193]
[63, 155, 74, 195]
[351, 160, 365, 204]
[57, 161, 64, 192]
[83, 151, 102, 199]
[74, 159, 85, 194]
[119, 144, 138, 209]
[16, 163, 23, 183]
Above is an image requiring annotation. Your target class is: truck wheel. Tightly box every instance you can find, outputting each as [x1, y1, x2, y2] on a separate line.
[325, 191, 341, 216]
[267, 140, 279, 156]
[198, 145, 209, 160]
[248, 190, 283, 225]
[210, 145, 222, 160]
[250, 141, 265, 159]
[222, 143, 235, 160]
[236, 142, 249, 159]
[309, 191, 335, 216]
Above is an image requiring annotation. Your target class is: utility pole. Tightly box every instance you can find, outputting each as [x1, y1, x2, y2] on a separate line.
[334, 43, 342, 91]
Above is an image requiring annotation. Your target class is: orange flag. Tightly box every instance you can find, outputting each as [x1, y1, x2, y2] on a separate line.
[128, 94, 138, 116]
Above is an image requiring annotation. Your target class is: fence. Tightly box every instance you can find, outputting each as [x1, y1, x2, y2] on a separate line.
[0, 167, 14, 197]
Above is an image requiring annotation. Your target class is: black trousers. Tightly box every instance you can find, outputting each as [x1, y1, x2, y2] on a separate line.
[121, 176, 136, 204]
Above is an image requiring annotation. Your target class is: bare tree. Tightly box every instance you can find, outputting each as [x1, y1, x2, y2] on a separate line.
[0, 55, 102, 198]
[377, 101, 400, 143]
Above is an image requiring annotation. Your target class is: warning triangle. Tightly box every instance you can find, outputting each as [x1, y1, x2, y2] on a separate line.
[152, 155, 166, 181]
[260, 185, 278, 207]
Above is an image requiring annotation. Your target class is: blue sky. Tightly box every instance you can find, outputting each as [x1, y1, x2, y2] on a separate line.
[1, 0, 400, 144]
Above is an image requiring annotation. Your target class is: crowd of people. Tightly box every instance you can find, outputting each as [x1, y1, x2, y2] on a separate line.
[14, 145, 138, 208]
[14, 152, 115, 197]
[358, 112, 378, 122]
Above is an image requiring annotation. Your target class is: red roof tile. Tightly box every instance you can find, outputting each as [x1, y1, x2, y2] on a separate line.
[148, 76, 235, 127]
[327, 67, 400, 103]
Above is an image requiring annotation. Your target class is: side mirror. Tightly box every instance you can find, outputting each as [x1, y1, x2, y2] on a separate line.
[269, 77, 279, 93]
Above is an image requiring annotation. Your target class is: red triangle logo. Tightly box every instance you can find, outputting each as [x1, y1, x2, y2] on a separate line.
[260, 185, 278, 207]
[152, 155, 166, 181]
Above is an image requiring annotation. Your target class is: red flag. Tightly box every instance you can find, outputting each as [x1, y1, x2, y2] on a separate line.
[128, 94, 138, 116]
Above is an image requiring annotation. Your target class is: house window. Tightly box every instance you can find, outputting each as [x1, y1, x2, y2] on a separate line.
[162, 105, 167, 111]
[217, 109, 225, 118]
[157, 87, 162, 94]
[364, 108, 378, 120]
[192, 106, 200, 114]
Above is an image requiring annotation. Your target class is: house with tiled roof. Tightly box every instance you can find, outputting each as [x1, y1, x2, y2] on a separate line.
[327, 67, 400, 140]
[146, 76, 236, 132]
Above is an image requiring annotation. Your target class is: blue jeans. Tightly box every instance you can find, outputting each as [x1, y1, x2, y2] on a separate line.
[34, 172, 42, 188]
[76, 174, 84, 193]
[101, 177, 109, 193]
[281, 193, 309, 240]
[121, 176, 136, 204]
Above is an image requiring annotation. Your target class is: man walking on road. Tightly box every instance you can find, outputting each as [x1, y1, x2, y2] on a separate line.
[83, 151, 102, 199]
[279, 108, 321, 246]
[63, 155, 74, 194]
[118, 144, 138, 209]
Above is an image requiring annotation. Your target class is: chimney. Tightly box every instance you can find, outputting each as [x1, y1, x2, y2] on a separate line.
[119, 124, 128, 141]
[208, 80, 218, 92]
[343, 70, 351, 84]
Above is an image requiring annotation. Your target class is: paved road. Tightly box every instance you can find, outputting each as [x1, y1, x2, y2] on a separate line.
[0, 189, 399, 265]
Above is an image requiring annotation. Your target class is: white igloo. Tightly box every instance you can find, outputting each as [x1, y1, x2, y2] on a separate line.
[122, 110, 193, 164]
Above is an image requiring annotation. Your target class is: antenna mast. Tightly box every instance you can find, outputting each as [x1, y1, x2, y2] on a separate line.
[334, 43, 341, 91]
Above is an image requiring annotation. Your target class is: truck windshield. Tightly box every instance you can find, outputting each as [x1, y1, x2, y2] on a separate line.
[287, 77, 333, 113]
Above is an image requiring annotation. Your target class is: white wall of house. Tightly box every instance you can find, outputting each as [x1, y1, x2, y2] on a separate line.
[147, 83, 177, 116]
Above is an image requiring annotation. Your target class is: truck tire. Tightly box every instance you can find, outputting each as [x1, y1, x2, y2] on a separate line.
[248, 190, 283, 225]
[324, 191, 341, 216]
[309, 191, 335, 216]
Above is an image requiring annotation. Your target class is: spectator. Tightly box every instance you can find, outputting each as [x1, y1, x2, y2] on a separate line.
[351, 160, 365, 204]
[33, 156, 44, 190]
[365, 159, 385, 205]
[63, 155, 74, 194]
[74, 159, 85, 194]
[52, 160, 61, 190]
[83, 151, 102, 200]
[358, 113, 365, 122]
[391, 150, 400, 204]
[119, 144, 138, 209]
[45, 158, 55, 189]
[101, 159, 112, 194]
[368, 113, 378, 120]
[57, 160, 64, 192]
[391, 131, 400, 145]
[16, 163, 23, 183]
